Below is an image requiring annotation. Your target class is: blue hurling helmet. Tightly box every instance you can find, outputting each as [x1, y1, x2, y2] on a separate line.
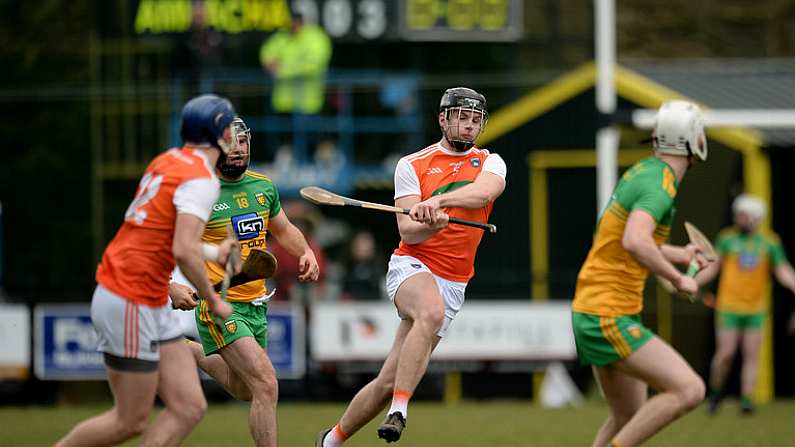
[180, 94, 237, 154]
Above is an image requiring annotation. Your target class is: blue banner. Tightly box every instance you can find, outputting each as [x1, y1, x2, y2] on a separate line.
[34, 304, 105, 380]
[266, 303, 306, 379]
[34, 303, 306, 380]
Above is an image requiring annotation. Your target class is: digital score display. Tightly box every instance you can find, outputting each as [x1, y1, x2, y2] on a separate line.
[399, 0, 522, 41]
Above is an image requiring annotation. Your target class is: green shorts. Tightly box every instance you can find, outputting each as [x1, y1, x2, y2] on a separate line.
[195, 300, 268, 355]
[716, 311, 765, 330]
[572, 312, 654, 367]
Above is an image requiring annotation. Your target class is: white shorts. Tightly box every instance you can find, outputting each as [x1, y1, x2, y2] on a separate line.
[91, 284, 183, 364]
[385, 254, 467, 337]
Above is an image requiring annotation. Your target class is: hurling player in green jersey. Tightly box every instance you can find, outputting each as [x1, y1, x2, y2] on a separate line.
[169, 117, 320, 447]
[695, 194, 795, 414]
[572, 101, 710, 447]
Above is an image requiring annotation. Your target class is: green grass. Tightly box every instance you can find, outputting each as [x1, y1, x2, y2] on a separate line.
[4, 399, 795, 446]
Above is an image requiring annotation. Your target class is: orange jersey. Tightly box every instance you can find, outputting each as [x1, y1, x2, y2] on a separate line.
[96, 147, 219, 307]
[393, 142, 505, 282]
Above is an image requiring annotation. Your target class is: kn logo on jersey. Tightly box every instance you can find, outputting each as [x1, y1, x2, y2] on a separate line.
[231, 213, 264, 240]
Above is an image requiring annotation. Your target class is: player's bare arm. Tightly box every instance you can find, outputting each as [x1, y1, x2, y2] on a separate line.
[174, 213, 233, 319]
[268, 210, 320, 282]
[774, 262, 795, 294]
[408, 171, 505, 223]
[396, 195, 450, 244]
[661, 243, 711, 269]
[623, 210, 697, 295]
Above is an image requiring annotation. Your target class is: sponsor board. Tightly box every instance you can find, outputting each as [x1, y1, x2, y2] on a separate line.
[310, 301, 576, 361]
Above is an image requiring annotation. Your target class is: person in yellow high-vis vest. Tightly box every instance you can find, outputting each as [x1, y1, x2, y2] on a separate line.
[260, 12, 332, 115]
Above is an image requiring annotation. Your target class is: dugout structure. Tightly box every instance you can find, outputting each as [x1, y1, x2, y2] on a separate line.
[477, 60, 795, 403]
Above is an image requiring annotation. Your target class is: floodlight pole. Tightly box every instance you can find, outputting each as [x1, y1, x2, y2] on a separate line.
[595, 0, 618, 214]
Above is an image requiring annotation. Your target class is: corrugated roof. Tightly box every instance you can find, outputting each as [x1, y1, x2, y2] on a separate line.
[625, 59, 795, 147]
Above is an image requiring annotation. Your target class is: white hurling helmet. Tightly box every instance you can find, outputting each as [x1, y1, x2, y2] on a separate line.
[653, 100, 707, 161]
[732, 194, 767, 223]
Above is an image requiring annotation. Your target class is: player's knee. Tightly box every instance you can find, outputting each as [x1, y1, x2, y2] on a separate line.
[250, 371, 279, 402]
[418, 306, 445, 332]
[117, 412, 149, 439]
[677, 376, 706, 411]
[175, 395, 207, 427]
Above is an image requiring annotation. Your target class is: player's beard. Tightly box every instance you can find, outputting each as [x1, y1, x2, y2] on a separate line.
[217, 154, 248, 179]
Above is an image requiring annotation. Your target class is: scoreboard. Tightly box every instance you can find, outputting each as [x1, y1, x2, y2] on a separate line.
[400, 0, 522, 42]
[133, 0, 523, 42]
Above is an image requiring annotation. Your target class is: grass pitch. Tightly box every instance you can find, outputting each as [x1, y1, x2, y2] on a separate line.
[3, 399, 795, 446]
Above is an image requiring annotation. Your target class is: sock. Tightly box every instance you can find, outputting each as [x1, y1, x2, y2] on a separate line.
[323, 424, 348, 447]
[709, 387, 722, 398]
[387, 388, 412, 419]
[740, 395, 753, 406]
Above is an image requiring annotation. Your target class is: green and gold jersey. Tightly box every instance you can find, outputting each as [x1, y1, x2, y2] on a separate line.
[715, 227, 787, 314]
[573, 157, 677, 317]
[204, 171, 281, 302]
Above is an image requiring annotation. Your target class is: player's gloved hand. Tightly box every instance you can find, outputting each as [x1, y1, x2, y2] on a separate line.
[169, 282, 198, 310]
[297, 250, 320, 282]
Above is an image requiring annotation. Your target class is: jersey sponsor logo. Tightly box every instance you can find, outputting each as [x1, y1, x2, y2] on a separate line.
[255, 192, 266, 206]
[470, 157, 480, 167]
[242, 238, 265, 249]
[449, 161, 464, 174]
[213, 202, 231, 212]
[739, 252, 760, 270]
[232, 213, 264, 240]
[225, 320, 237, 334]
[425, 167, 443, 175]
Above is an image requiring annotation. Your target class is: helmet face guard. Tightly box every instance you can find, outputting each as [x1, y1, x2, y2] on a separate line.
[217, 117, 251, 178]
[653, 100, 708, 162]
[439, 87, 488, 151]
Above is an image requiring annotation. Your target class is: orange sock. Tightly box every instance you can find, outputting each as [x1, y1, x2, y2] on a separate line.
[323, 424, 348, 447]
[387, 388, 412, 418]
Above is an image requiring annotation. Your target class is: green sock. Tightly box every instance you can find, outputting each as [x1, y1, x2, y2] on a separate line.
[741, 396, 753, 406]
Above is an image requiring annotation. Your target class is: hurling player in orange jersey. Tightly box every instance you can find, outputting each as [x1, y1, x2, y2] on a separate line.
[56, 94, 240, 447]
[315, 88, 506, 446]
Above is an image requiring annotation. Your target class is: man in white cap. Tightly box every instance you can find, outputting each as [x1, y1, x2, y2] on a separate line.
[697, 193, 795, 414]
